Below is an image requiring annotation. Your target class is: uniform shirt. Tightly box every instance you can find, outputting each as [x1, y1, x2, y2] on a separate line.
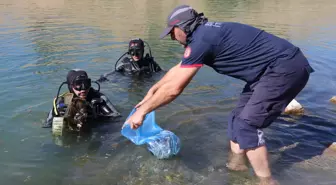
[181, 22, 299, 83]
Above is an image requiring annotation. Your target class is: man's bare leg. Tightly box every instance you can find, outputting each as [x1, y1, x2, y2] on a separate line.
[226, 141, 248, 171]
[246, 146, 279, 185]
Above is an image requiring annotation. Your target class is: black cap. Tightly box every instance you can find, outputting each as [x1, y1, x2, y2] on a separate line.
[129, 38, 144, 50]
[66, 69, 88, 91]
[159, 5, 198, 39]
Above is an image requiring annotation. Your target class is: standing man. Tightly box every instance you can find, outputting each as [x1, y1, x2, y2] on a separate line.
[124, 5, 314, 185]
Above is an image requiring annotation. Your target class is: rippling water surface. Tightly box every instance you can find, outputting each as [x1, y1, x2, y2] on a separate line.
[1, 0, 336, 184]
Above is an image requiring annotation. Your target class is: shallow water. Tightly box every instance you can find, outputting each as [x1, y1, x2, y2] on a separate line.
[1, 0, 336, 184]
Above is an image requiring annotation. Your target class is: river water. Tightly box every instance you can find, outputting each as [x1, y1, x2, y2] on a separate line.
[1, 0, 336, 184]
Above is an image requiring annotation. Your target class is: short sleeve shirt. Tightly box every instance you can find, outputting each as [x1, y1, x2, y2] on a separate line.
[180, 22, 298, 83]
[181, 38, 212, 68]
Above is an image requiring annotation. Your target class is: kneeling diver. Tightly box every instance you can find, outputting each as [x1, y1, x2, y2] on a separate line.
[43, 69, 121, 132]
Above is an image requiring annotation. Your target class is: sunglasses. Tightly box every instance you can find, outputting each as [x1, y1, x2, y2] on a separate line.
[72, 76, 91, 91]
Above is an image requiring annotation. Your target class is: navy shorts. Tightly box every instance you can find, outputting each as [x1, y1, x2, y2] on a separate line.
[227, 49, 314, 149]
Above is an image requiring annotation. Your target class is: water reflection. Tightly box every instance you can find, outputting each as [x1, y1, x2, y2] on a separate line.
[1, 0, 336, 184]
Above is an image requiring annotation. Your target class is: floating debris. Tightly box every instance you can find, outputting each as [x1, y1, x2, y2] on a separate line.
[23, 176, 31, 182]
[278, 142, 299, 152]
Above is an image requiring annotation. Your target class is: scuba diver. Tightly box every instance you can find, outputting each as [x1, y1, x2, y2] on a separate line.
[98, 38, 162, 82]
[43, 69, 121, 134]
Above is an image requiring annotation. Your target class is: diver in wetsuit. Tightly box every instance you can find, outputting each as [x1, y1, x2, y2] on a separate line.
[44, 69, 121, 131]
[98, 38, 162, 81]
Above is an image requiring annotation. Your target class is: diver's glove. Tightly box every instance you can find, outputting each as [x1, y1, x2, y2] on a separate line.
[91, 98, 116, 117]
[97, 75, 108, 82]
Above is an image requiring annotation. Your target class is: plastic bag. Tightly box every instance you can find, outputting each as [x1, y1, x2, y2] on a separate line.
[121, 108, 180, 159]
[146, 130, 180, 159]
[121, 108, 163, 145]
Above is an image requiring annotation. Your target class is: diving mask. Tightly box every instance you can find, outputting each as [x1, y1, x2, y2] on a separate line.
[72, 75, 91, 91]
[129, 48, 143, 57]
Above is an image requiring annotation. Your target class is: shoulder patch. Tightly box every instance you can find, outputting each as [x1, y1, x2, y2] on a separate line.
[184, 47, 191, 58]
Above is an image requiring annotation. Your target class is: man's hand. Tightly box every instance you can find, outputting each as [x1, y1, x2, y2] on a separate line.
[124, 62, 201, 130]
[123, 109, 146, 129]
[97, 75, 108, 82]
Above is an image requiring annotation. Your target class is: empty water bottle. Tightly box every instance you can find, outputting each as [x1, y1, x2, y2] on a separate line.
[121, 108, 181, 159]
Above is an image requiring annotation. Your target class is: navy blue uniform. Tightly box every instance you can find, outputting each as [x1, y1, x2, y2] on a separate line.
[182, 22, 314, 149]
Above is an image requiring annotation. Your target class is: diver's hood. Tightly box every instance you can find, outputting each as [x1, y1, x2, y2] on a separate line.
[66, 69, 89, 93]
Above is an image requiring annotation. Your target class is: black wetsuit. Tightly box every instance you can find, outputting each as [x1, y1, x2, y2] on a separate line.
[44, 88, 120, 128]
[98, 55, 162, 82]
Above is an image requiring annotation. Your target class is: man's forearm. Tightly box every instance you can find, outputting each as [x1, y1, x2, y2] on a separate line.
[149, 64, 179, 92]
[138, 82, 181, 115]
[136, 62, 199, 116]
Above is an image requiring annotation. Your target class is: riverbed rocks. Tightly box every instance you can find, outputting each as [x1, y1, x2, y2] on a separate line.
[293, 142, 336, 171]
[284, 99, 304, 115]
[323, 142, 336, 156]
[330, 96, 336, 104]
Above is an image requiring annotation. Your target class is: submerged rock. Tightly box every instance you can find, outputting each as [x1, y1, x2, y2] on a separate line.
[284, 99, 304, 115]
[323, 142, 336, 156]
[294, 142, 336, 170]
[330, 96, 336, 104]
[331, 142, 336, 150]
